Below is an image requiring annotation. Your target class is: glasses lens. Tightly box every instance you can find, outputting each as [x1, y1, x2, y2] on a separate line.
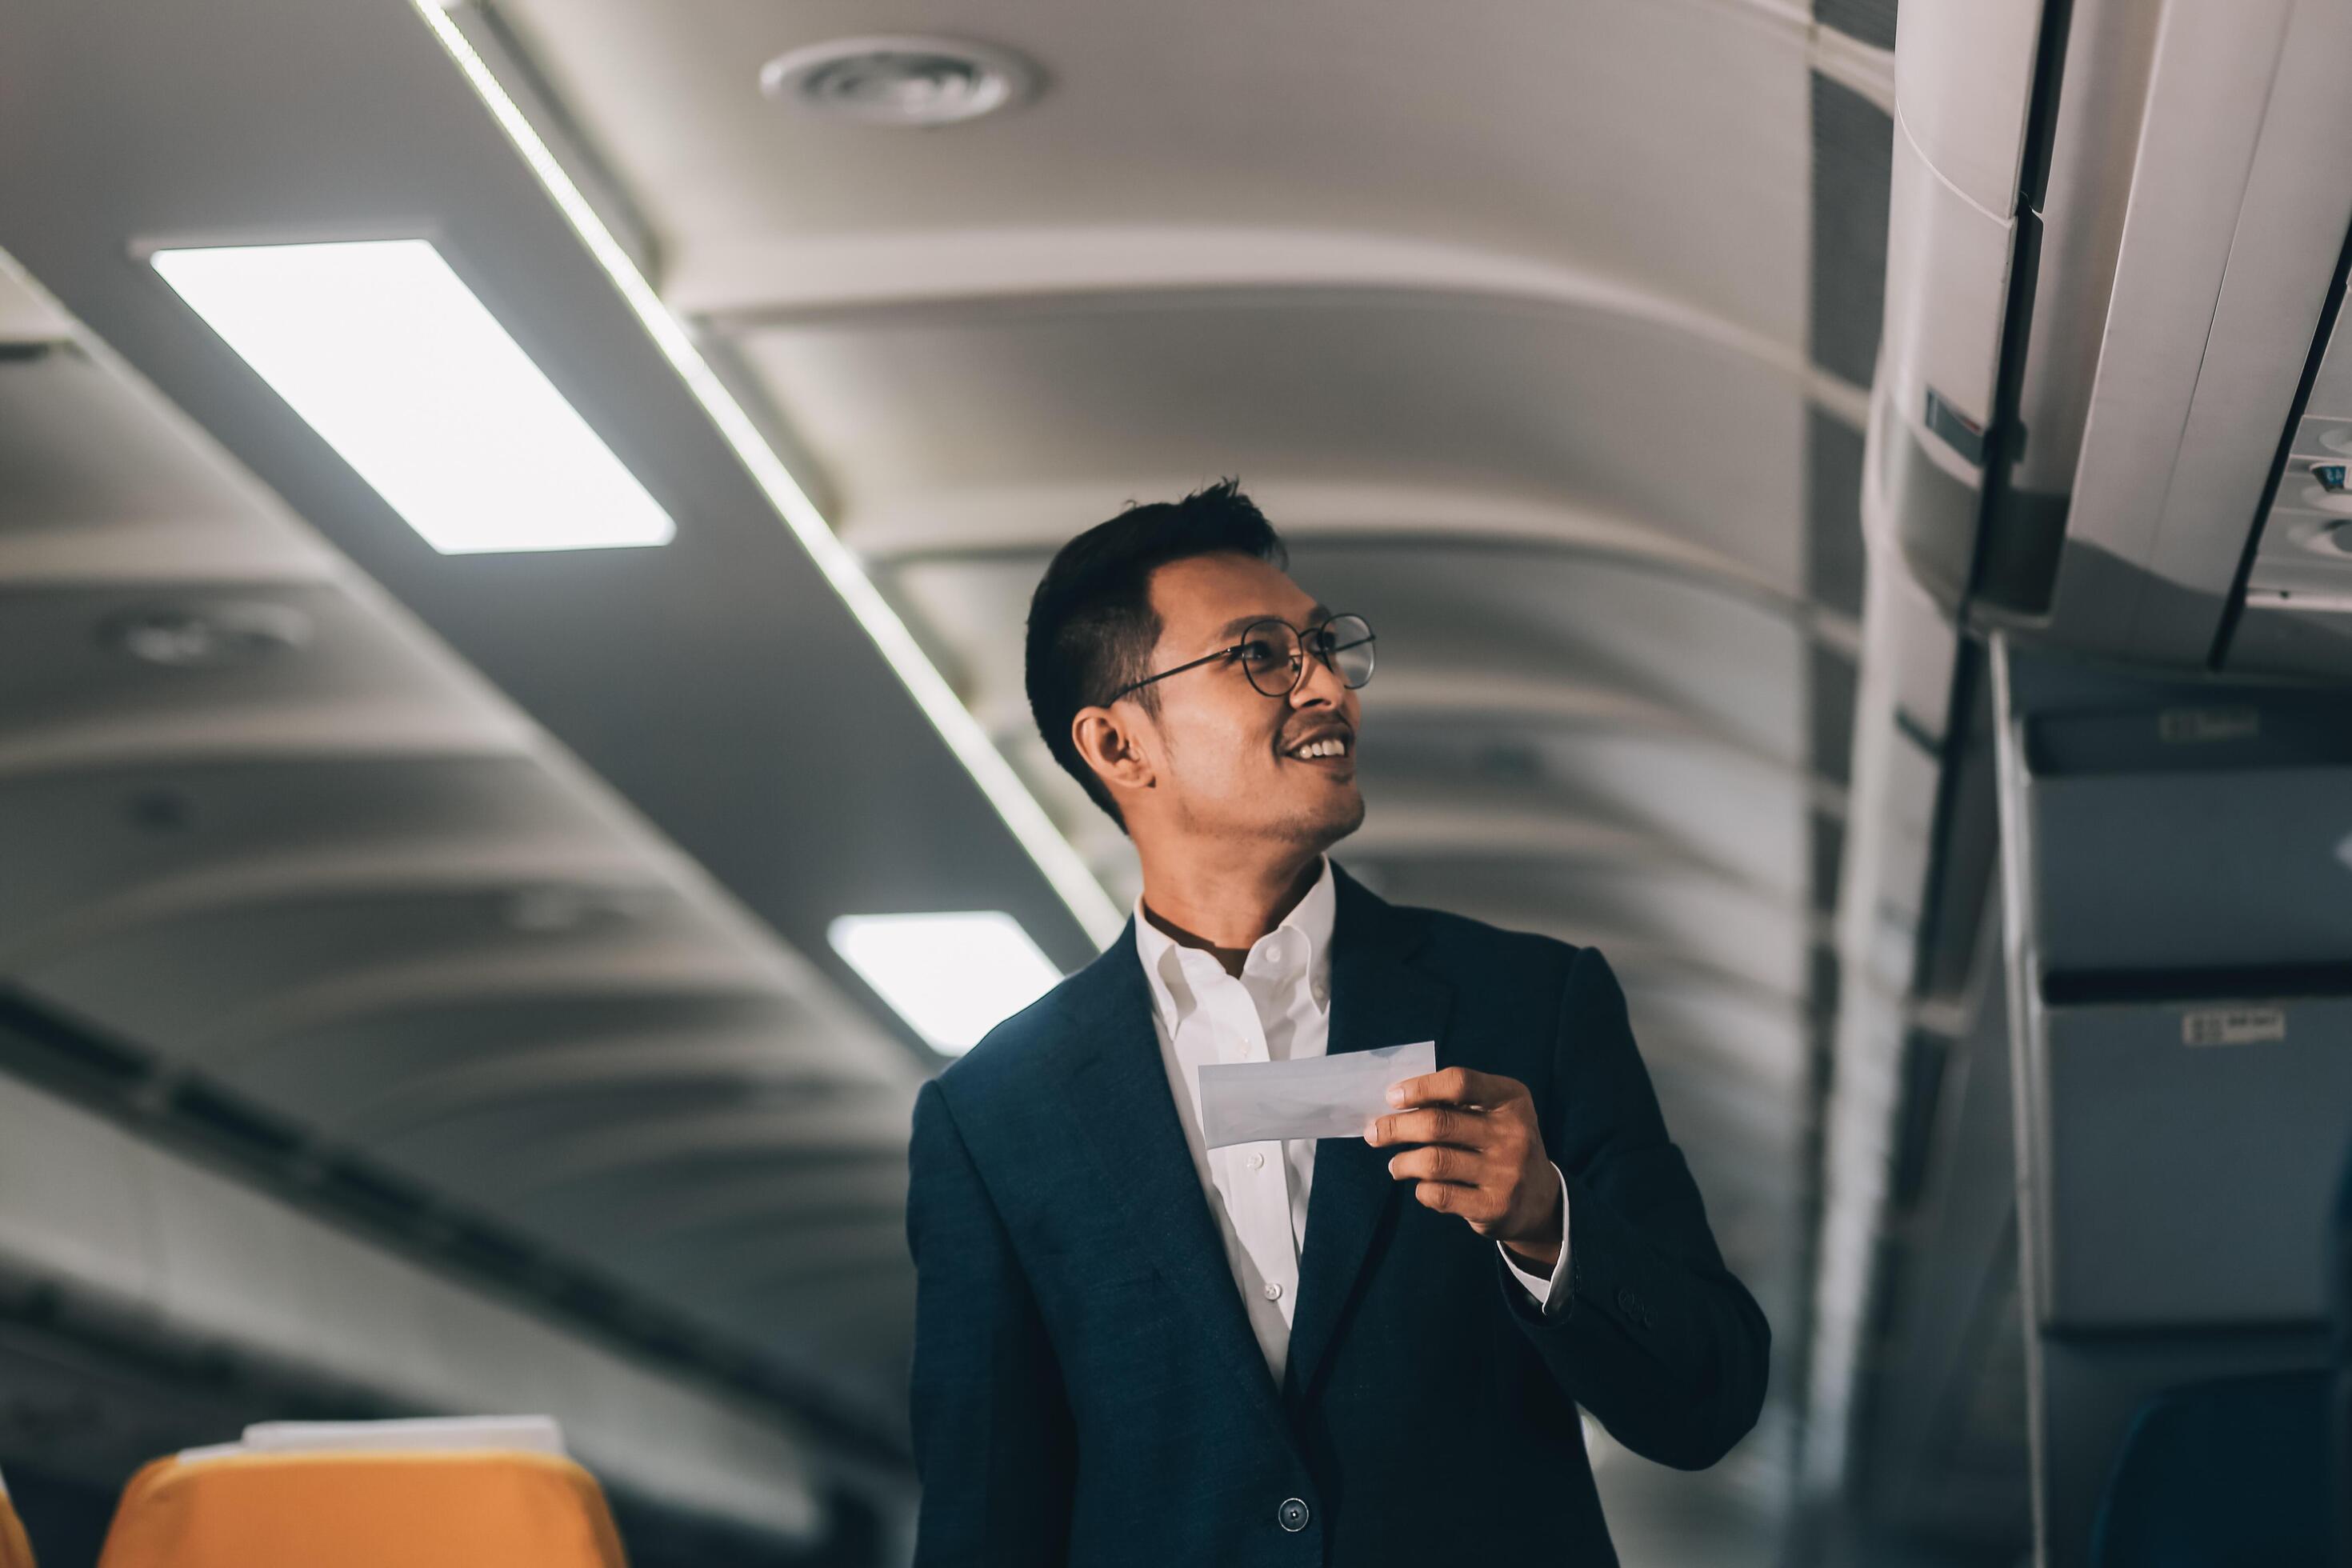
[1315, 614, 1375, 689]
[1236, 621, 1303, 697]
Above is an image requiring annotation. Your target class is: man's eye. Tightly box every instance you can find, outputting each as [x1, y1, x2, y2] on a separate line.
[1237, 639, 1283, 668]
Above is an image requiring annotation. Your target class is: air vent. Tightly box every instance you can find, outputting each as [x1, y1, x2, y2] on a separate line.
[101, 602, 311, 668]
[758, 36, 1037, 127]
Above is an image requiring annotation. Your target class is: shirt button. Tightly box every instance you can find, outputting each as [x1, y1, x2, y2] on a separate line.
[1278, 1497, 1310, 1532]
[1262, 1282, 1282, 1302]
[1247, 1151, 1266, 1170]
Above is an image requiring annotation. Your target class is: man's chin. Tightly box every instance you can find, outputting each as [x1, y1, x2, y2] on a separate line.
[1306, 787, 1367, 849]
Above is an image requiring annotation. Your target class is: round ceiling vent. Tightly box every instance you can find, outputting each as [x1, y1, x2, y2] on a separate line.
[2302, 518, 2352, 559]
[102, 602, 312, 668]
[500, 883, 655, 934]
[758, 36, 1038, 127]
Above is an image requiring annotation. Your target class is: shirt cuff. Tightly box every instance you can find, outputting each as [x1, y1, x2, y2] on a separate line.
[1499, 1162, 1571, 1315]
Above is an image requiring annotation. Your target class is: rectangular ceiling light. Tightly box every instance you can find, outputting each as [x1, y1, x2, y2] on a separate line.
[829, 912, 1064, 1055]
[151, 238, 674, 554]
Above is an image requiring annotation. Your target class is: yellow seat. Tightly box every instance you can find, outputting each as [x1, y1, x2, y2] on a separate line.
[0, 1465, 35, 1568]
[98, 1446, 626, 1568]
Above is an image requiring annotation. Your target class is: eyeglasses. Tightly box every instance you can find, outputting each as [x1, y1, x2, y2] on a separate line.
[1111, 613, 1377, 703]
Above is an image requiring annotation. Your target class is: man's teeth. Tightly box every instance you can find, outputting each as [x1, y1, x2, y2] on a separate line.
[1289, 738, 1350, 759]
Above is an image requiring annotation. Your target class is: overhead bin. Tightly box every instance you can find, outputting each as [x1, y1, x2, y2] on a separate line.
[1874, 0, 2352, 670]
[1869, 0, 2162, 618]
[1870, 0, 2046, 606]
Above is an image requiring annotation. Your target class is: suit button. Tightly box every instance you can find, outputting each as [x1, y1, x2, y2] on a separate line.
[1278, 1497, 1310, 1533]
[1617, 1286, 1647, 1326]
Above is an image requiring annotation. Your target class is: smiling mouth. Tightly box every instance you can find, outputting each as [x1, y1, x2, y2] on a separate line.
[1281, 733, 1354, 764]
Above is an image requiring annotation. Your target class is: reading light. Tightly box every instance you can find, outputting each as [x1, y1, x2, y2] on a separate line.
[829, 912, 1063, 1054]
[151, 239, 674, 555]
[406, 0, 1123, 946]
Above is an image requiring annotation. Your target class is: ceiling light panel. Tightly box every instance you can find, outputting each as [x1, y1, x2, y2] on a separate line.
[151, 239, 674, 555]
[828, 911, 1062, 1054]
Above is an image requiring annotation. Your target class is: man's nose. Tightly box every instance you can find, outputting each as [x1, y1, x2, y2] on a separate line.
[1290, 645, 1347, 709]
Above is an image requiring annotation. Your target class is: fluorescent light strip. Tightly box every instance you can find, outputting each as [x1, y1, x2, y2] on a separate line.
[829, 912, 1065, 1054]
[154, 240, 674, 555]
[410, 0, 1123, 947]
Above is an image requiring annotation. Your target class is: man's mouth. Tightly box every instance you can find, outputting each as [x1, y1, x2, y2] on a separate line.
[1281, 730, 1354, 763]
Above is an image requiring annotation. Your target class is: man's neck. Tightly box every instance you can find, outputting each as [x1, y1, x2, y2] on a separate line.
[1137, 848, 1322, 979]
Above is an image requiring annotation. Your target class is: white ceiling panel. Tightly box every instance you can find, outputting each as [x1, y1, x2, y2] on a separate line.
[741, 300, 1810, 592]
[499, 0, 1814, 347]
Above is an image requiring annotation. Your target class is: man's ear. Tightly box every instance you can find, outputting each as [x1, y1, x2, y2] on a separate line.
[1071, 706, 1155, 802]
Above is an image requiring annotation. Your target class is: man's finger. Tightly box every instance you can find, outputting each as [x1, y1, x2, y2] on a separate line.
[1384, 1143, 1486, 1187]
[1384, 1066, 1523, 1110]
[1364, 1106, 1487, 1150]
[1413, 1181, 1462, 1215]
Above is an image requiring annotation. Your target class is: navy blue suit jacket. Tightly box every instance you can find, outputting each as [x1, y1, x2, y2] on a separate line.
[905, 863, 1768, 1566]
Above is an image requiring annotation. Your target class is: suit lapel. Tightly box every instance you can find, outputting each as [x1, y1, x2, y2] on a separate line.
[1282, 865, 1454, 1411]
[1053, 922, 1293, 1444]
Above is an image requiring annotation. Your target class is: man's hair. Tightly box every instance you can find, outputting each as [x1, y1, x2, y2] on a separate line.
[1025, 479, 1289, 830]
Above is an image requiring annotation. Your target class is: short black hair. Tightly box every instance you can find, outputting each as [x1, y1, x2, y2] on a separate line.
[1025, 479, 1289, 830]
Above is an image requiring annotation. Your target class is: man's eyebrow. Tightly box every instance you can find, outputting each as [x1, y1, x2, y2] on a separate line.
[1211, 606, 1332, 642]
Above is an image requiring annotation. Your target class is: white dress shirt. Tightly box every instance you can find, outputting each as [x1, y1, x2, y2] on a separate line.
[1135, 856, 1572, 1385]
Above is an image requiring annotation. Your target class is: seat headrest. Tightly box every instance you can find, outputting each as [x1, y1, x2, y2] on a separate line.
[0, 1462, 34, 1568]
[102, 1417, 622, 1568]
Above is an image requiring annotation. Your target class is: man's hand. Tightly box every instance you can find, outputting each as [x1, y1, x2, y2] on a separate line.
[1366, 1066, 1562, 1270]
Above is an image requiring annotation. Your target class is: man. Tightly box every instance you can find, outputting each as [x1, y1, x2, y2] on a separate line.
[905, 482, 1768, 1565]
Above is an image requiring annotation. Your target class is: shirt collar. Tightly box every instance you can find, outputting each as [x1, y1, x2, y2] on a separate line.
[1134, 855, 1337, 1026]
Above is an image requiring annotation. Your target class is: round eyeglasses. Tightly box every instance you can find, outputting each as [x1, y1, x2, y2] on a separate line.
[1112, 613, 1376, 702]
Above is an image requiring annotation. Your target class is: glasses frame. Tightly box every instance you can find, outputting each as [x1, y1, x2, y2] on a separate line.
[1109, 612, 1376, 704]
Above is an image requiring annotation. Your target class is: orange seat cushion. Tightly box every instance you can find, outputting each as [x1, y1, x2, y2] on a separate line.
[98, 1451, 626, 1568]
[0, 1495, 34, 1568]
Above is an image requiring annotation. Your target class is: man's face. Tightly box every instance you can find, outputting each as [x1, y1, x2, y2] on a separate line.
[1122, 552, 1366, 852]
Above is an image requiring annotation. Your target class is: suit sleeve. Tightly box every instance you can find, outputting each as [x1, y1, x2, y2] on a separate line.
[1493, 946, 1771, 1470]
[907, 1077, 1077, 1564]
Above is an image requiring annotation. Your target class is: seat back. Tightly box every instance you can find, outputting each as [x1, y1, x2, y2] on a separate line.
[0, 1464, 34, 1568]
[98, 1419, 624, 1568]
[2090, 1370, 2330, 1568]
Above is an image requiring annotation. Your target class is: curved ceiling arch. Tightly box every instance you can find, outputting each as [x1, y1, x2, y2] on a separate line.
[327, 1033, 878, 1141]
[2, 851, 672, 972]
[189, 950, 810, 1074]
[690, 225, 1869, 429]
[0, 706, 531, 784]
[506, 1145, 910, 1227]
[857, 482, 1858, 652]
[595, 1173, 912, 1250]
[505, 1109, 917, 1199]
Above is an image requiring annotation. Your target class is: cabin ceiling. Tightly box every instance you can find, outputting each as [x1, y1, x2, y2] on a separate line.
[0, 0, 1898, 1554]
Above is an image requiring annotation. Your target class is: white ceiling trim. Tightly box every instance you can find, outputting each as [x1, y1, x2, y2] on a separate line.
[0, 521, 339, 585]
[854, 480, 1862, 650]
[504, 1107, 917, 1197]
[597, 1170, 910, 1242]
[684, 225, 1869, 430]
[0, 702, 534, 783]
[328, 1039, 890, 1142]
[178, 946, 808, 1070]
[0, 844, 662, 971]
